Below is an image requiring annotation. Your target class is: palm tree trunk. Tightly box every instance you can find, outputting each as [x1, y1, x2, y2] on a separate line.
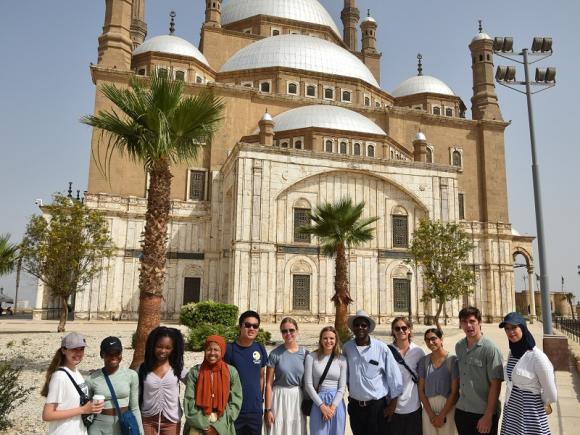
[332, 242, 353, 334]
[130, 160, 172, 369]
[58, 295, 68, 332]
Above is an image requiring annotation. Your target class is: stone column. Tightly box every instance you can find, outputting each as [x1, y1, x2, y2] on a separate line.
[528, 267, 537, 323]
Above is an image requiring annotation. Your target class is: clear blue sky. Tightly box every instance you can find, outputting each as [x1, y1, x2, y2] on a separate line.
[0, 0, 578, 306]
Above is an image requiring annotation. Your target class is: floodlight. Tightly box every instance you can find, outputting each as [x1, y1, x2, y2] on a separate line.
[494, 37, 504, 52]
[535, 68, 546, 82]
[544, 67, 556, 82]
[493, 36, 514, 52]
[496, 65, 517, 82]
[503, 37, 514, 52]
[532, 37, 552, 53]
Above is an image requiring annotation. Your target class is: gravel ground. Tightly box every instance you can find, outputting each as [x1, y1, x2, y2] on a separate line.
[0, 320, 454, 434]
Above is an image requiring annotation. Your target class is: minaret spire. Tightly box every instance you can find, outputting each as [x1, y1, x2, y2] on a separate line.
[341, 0, 360, 51]
[131, 0, 147, 48]
[169, 11, 176, 35]
[417, 53, 423, 76]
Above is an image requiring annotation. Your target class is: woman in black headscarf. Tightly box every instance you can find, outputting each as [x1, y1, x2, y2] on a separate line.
[499, 312, 557, 435]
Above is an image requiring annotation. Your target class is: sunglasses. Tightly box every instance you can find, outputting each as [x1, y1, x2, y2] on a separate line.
[394, 326, 409, 332]
[281, 328, 296, 335]
[243, 322, 259, 329]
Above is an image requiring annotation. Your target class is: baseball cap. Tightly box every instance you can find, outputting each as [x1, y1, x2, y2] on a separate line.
[61, 332, 87, 349]
[100, 336, 123, 354]
[499, 312, 527, 329]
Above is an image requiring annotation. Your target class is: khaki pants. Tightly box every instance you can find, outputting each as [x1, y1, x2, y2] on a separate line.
[423, 395, 457, 435]
[189, 412, 217, 435]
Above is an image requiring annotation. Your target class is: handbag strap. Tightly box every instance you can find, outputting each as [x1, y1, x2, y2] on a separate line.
[102, 368, 123, 415]
[316, 353, 335, 392]
[388, 344, 418, 384]
[58, 368, 87, 400]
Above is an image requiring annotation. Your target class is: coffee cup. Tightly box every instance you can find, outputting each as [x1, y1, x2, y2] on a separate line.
[92, 394, 105, 405]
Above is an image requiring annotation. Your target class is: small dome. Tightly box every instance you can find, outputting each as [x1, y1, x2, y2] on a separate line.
[261, 112, 273, 121]
[256, 105, 386, 135]
[222, 0, 340, 37]
[415, 131, 426, 141]
[133, 35, 209, 66]
[220, 35, 379, 88]
[472, 32, 492, 42]
[392, 75, 455, 98]
[362, 16, 376, 24]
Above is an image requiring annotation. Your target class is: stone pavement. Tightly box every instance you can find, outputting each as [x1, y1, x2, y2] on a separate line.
[1, 318, 578, 434]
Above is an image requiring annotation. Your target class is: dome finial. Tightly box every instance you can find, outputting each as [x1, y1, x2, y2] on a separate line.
[417, 53, 423, 76]
[478, 19, 483, 33]
[367, 9, 371, 17]
[169, 11, 176, 35]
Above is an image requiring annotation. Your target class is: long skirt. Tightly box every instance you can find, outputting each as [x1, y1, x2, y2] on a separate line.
[309, 389, 346, 435]
[422, 395, 457, 435]
[266, 385, 307, 435]
[500, 386, 550, 435]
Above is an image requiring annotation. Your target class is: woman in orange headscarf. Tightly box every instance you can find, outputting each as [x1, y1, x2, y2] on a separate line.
[183, 335, 243, 435]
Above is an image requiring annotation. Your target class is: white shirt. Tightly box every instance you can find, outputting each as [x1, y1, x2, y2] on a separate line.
[504, 347, 557, 405]
[46, 367, 88, 435]
[392, 342, 425, 414]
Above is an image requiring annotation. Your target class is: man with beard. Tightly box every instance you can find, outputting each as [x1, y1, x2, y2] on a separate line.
[343, 310, 403, 435]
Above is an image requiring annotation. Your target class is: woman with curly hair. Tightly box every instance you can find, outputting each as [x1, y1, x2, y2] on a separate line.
[138, 326, 187, 435]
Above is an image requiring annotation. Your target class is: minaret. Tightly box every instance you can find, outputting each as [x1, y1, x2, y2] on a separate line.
[413, 131, 427, 162]
[341, 0, 359, 51]
[258, 111, 274, 146]
[131, 0, 147, 48]
[204, 0, 222, 28]
[361, 10, 377, 54]
[97, 0, 133, 70]
[469, 20, 502, 120]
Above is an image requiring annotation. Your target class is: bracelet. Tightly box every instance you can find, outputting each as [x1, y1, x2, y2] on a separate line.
[264, 408, 271, 413]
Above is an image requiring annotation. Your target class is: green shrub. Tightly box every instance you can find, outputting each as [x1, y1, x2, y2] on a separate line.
[180, 301, 239, 328]
[0, 361, 33, 430]
[256, 328, 272, 346]
[187, 323, 239, 351]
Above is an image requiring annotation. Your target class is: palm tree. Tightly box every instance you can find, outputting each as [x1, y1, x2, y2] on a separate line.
[0, 234, 19, 276]
[298, 197, 379, 335]
[562, 292, 576, 320]
[82, 72, 224, 368]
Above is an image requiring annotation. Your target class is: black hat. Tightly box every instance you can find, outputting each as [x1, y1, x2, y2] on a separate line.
[499, 312, 527, 329]
[100, 336, 123, 354]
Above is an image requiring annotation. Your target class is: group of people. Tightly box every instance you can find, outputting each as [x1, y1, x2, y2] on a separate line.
[41, 306, 557, 435]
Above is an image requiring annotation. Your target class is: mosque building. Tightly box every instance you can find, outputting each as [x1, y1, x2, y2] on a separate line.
[34, 0, 536, 323]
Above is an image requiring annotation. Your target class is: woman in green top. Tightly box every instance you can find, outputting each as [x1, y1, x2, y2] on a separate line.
[184, 335, 242, 435]
[86, 336, 143, 435]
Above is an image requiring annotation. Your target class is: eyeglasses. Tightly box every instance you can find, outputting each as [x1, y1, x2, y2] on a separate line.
[353, 322, 369, 329]
[394, 326, 409, 332]
[281, 328, 296, 335]
[425, 336, 439, 343]
[243, 322, 259, 329]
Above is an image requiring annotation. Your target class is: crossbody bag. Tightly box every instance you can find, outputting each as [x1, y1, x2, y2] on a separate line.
[301, 353, 335, 416]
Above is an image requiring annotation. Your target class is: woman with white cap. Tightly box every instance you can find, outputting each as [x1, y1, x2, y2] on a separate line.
[41, 332, 104, 435]
[499, 312, 557, 435]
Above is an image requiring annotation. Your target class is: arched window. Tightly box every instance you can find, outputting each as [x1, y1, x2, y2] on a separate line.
[393, 278, 410, 312]
[364, 96, 370, 106]
[175, 70, 185, 81]
[367, 145, 375, 157]
[342, 90, 352, 102]
[324, 87, 334, 100]
[280, 141, 289, 148]
[452, 150, 462, 167]
[445, 108, 453, 117]
[340, 141, 347, 154]
[272, 29, 280, 36]
[137, 68, 146, 76]
[433, 107, 441, 115]
[392, 207, 408, 248]
[294, 207, 311, 242]
[353, 143, 361, 156]
[260, 81, 271, 93]
[292, 274, 310, 311]
[294, 140, 302, 150]
[287, 82, 298, 95]
[426, 147, 433, 163]
[325, 140, 333, 153]
[306, 85, 316, 97]
[157, 68, 168, 78]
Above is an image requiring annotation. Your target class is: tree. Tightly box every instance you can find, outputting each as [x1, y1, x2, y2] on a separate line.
[0, 234, 18, 276]
[81, 72, 224, 368]
[298, 197, 379, 336]
[407, 219, 475, 329]
[561, 292, 576, 320]
[19, 194, 114, 332]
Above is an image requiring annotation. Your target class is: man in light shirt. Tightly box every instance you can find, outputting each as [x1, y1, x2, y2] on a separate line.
[343, 309, 403, 435]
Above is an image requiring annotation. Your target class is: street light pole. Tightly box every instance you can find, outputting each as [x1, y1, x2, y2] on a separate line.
[521, 48, 553, 334]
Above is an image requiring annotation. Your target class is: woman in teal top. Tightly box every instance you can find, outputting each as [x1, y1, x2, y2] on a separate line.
[86, 336, 143, 435]
[184, 335, 243, 435]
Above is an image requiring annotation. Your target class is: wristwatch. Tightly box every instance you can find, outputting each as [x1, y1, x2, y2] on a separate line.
[264, 408, 271, 413]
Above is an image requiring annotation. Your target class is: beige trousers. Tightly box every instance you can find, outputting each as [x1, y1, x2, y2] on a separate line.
[422, 395, 457, 435]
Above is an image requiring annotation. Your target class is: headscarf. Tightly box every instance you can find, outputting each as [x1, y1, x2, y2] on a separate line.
[501, 313, 536, 359]
[195, 335, 230, 418]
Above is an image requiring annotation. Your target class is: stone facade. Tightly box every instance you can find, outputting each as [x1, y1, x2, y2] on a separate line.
[34, 0, 529, 323]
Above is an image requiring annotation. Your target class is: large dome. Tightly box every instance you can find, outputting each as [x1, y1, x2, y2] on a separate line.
[264, 105, 386, 135]
[220, 35, 380, 88]
[392, 75, 455, 98]
[133, 35, 209, 66]
[222, 0, 340, 36]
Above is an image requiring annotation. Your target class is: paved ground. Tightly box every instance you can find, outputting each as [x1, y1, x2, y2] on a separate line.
[0, 318, 578, 434]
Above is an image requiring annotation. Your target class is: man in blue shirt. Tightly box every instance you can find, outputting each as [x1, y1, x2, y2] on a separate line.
[224, 310, 268, 435]
[343, 309, 403, 435]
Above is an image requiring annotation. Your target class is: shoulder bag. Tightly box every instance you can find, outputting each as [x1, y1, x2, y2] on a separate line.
[102, 368, 140, 435]
[57, 368, 95, 427]
[301, 353, 335, 416]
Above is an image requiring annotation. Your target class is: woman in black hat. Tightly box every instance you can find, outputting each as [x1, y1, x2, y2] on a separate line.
[499, 312, 557, 435]
[86, 336, 144, 434]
